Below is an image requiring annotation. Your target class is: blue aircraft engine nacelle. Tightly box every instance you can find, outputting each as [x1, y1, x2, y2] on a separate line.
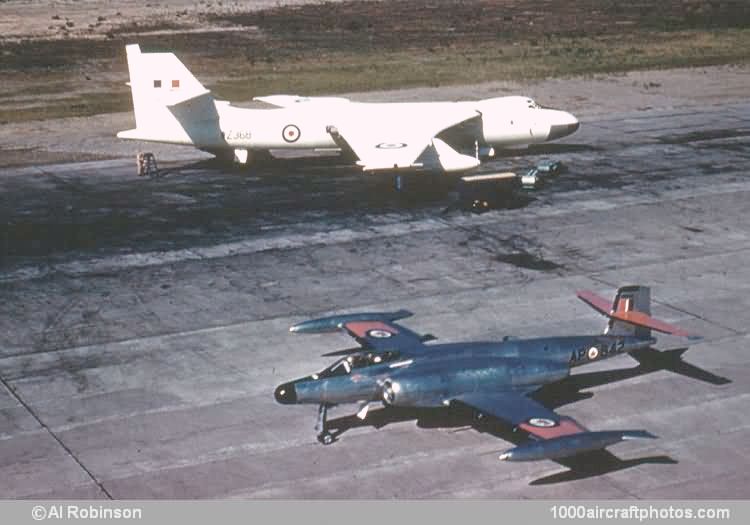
[380, 358, 568, 408]
[380, 379, 404, 406]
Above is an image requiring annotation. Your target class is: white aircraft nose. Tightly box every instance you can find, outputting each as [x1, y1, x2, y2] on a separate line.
[547, 111, 580, 140]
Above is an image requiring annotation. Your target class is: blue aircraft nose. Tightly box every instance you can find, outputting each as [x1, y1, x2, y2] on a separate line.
[274, 382, 298, 404]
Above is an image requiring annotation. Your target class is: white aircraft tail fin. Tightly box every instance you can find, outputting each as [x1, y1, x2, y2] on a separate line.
[118, 44, 220, 145]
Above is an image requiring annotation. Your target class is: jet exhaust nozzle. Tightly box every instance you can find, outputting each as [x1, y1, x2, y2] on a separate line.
[498, 430, 656, 462]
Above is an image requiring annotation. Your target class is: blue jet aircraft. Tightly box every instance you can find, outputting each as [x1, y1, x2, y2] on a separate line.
[275, 286, 719, 462]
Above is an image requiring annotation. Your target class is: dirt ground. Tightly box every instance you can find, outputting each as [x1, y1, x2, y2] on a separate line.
[2, 0, 747, 43]
[0, 0, 321, 41]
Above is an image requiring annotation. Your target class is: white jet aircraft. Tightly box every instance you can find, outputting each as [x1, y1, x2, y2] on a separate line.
[118, 44, 579, 174]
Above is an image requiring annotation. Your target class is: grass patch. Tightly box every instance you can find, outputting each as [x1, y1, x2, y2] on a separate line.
[0, 92, 131, 124]
[208, 29, 750, 100]
[1, 0, 749, 123]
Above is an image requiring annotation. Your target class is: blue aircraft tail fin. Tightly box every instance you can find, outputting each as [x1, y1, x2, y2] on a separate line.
[606, 286, 651, 339]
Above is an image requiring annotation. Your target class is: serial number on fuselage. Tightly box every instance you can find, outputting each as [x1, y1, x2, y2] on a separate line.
[224, 130, 252, 141]
[569, 339, 626, 365]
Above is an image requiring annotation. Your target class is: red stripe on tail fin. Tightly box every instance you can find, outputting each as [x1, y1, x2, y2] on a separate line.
[616, 297, 632, 314]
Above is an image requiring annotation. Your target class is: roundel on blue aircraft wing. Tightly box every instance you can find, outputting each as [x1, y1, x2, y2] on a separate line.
[528, 417, 557, 428]
[368, 329, 393, 339]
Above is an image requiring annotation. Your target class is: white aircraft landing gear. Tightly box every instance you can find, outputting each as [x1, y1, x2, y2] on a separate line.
[136, 152, 159, 178]
[315, 403, 334, 445]
[232, 148, 249, 165]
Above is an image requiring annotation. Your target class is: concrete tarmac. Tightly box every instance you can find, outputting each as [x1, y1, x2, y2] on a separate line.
[0, 100, 749, 498]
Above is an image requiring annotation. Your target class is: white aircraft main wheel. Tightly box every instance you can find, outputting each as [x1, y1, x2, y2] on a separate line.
[318, 432, 334, 445]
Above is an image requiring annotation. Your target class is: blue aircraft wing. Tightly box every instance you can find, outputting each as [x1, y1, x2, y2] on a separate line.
[453, 391, 588, 440]
[339, 319, 428, 353]
[454, 391, 656, 462]
[289, 311, 431, 354]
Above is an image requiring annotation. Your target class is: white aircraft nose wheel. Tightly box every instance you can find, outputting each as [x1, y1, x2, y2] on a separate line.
[317, 432, 334, 445]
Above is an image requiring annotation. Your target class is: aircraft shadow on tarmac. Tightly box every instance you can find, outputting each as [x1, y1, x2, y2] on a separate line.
[2, 157, 541, 261]
[494, 143, 601, 158]
[326, 346, 730, 485]
[153, 156, 538, 214]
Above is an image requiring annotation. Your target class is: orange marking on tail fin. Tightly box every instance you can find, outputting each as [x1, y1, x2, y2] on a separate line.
[616, 297, 632, 313]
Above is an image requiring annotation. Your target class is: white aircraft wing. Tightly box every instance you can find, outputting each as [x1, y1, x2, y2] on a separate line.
[327, 106, 481, 172]
[253, 95, 351, 108]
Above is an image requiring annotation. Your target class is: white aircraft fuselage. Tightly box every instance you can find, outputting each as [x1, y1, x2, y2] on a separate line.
[118, 45, 579, 173]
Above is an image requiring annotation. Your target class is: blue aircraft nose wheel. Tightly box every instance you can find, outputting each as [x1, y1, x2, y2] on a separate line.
[317, 432, 334, 445]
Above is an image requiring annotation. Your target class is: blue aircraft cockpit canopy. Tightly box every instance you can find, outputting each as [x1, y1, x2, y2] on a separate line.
[318, 351, 400, 378]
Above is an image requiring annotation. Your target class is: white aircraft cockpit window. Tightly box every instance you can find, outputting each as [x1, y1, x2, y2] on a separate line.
[153, 80, 162, 88]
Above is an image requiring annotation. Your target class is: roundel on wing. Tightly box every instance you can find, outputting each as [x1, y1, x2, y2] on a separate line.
[282, 124, 301, 143]
[587, 346, 600, 360]
[368, 329, 393, 339]
[375, 142, 407, 149]
[528, 417, 557, 428]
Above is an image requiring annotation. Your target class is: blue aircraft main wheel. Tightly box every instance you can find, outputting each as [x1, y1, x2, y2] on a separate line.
[317, 432, 334, 445]
[473, 411, 489, 427]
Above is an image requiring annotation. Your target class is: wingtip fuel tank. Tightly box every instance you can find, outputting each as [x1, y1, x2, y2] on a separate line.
[289, 310, 413, 334]
[498, 430, 657, 462]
